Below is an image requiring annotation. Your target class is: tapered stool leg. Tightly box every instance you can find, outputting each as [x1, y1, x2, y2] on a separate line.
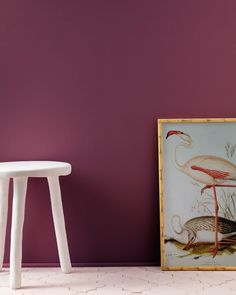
[0, 178, 9, 271]
[47, 176, 71, 273]
[10, 177, 28, 289]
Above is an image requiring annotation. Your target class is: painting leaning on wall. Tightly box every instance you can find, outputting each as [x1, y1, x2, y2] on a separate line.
[158, 118, 236, 270]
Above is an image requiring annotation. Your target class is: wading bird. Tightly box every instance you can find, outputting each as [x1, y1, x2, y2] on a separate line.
[166, 130, 236, 257]
[172, 215, 236, 249]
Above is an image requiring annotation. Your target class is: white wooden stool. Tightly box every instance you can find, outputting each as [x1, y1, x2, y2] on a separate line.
[0, 161, 72, 289]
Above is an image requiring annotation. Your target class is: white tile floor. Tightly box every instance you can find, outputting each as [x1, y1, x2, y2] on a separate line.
[0, 267, 236, 294]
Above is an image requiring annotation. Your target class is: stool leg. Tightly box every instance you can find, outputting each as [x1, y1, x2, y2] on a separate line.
[10, 177, 28, 289]
[47, 176, 71, 273]
[0, 178, 10, 271]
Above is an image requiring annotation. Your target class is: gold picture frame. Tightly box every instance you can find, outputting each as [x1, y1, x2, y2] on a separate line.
[158, 118, 236, 270]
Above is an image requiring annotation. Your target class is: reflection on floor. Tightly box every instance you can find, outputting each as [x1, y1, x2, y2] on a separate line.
[0, 267, 236, 294]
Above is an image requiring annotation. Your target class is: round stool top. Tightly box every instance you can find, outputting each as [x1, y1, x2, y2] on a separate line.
[0, 161, 71, 178]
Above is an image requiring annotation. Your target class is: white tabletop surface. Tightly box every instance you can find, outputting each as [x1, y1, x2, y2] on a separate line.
[0, 161, 71, 178]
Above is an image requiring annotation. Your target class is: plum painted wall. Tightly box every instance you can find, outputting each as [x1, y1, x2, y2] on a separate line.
[1, 0, 236, 266]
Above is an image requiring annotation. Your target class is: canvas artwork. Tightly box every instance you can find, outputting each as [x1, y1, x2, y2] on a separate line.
[158, 118, 236, 270]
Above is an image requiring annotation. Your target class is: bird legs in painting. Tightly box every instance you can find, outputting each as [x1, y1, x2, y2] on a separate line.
[201, 184, 236, 258]
[183, 239, 194, 251]
[209, 185, 219, 258]
[181, 187, 218, 256]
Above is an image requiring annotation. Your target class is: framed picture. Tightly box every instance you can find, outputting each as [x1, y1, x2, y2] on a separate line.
[158, 118, 236, 270]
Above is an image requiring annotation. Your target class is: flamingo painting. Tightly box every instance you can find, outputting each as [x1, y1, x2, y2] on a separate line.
[166, 130, 236, 257]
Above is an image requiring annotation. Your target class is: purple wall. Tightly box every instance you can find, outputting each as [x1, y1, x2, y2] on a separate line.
[1, 0, 236, 266]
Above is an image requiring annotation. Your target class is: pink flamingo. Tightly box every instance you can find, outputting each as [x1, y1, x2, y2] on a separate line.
[166, 130, 236, 257]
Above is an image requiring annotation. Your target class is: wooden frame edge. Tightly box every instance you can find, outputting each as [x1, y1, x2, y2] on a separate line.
[158, 118, 236, 123]
[165, 266, 236, 271]
[157, 119, 166, 270]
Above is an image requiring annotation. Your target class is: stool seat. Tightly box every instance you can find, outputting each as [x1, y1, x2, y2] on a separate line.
[0, 161, 71, 178]
[0, 161, 72, 289]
